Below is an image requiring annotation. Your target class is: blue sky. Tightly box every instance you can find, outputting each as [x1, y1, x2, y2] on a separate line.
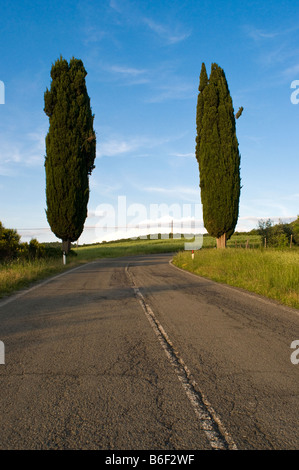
[0, 0, 298, 244]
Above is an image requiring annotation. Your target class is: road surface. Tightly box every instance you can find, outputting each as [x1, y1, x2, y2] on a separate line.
[0, 253, 298, 450]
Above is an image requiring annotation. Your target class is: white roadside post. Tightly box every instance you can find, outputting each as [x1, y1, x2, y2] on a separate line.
[192, 249, 194, 260]
[63, 251, 66, 265]
[0, 341, 4, 365]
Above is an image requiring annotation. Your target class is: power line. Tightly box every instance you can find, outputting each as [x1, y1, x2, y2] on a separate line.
[16, 221, 203, 231]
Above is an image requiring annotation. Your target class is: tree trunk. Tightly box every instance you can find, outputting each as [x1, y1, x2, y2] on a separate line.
[62, 239, 71, 255]
[216, 233, 227, 248]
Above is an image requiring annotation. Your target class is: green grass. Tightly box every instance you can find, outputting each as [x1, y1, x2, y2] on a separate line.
[75, 236, 188, 259]
[172, 248, 299, 309]
[0, 258, 70, 297]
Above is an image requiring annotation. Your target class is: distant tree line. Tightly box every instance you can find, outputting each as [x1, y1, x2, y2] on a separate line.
[0, 221, 76, 263]
[256, 217, 299, 247]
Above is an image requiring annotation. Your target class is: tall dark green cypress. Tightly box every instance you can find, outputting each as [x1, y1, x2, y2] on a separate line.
[196, 63, 241, 248]
[44, 57, 96, 254]
[195, 63, 208, 169]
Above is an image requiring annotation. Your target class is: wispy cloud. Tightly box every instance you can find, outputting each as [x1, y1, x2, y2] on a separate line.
[245, 26, 279, 42]
[83, 25, 108, 45]
[145, 80, 195, 103]
[98, 137, 141, 157]
[103, 63, 150, 85]
[109, 0, 122, 13]
[143, 185, 200, 203]
[97, 132, 173, 158]
[170, 152, 194, 158]
[142, 17, 191, 45]
[0, 128, 46, 172]
[106, 64, 147, 76]
[97, 125, 189, 159]
[283, 63, 299, 78]
[93, 61, 150, 86]
[108, 0, 191, 45]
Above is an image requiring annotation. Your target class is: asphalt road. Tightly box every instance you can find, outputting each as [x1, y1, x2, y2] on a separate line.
[0, 253, 298, 450]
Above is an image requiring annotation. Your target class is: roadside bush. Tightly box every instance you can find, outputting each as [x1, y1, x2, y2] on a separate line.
[257, 219, 293, 248]
[0, 222, 21, 261]
[291, 216, 299, 245]
[0, 221, 62, 263]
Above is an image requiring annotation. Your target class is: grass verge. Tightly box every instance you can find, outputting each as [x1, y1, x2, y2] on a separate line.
[172, 248, 299, 310]
[0, 258, 77, 298]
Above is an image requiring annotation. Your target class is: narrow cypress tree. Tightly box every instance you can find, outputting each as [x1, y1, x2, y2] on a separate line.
[196, 63, 241, 248]
[44, 56, 96, 255]
[195, 63, 208, 166]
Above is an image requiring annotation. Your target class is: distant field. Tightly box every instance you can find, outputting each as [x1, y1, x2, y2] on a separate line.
[75, 236, 188, 259]
[172, 248, 299, 310]
[75, 232, 262, 257]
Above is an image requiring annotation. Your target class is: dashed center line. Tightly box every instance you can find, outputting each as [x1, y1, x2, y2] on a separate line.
[126, 264, 237, 451]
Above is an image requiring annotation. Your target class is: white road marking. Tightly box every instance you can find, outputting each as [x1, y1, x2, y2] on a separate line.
[126, 264, 238, 451]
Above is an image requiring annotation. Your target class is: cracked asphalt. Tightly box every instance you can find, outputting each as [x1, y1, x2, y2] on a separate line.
[0, 253, 298, 450]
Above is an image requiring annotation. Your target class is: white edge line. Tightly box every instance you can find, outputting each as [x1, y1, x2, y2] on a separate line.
[125, 264, 238, 451]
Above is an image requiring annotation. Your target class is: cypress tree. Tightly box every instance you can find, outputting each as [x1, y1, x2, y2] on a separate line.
[195, 62, 208, 166]
[44, 56, 96, 255]
[196, 63, 241, 248]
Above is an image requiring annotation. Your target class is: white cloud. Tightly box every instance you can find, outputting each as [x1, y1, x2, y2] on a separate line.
[105, 64, 147, 76]
[142, 17, 191, 45]
[83, 25, 107, 44]
[283, 63, 299, 78]
[144, 185, 200, 203]
[97, 131, 182, 158]
[95, 61, 151, 86]
[109, 0, 123, 13]
[0, 129, 46, 171]
[97, 137, 143, 157]
[246, 27, 279, 41]
[145, 81, 195, 103]
[171, 152, 194, 158]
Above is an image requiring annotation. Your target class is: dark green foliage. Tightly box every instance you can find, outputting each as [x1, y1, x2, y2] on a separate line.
[195, 63, 241, 246]
[258, 218, 297, 247]
[195, 63, 208, 169]
[290, 216, 299, 244]
[0, 222, 21, 260]
[0, 222, 63, 262]
[44, 56, 96, 247]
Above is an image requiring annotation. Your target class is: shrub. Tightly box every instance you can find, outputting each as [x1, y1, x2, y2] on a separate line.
[257, 219, 292, 248]
[0, 222, 21, 261]
[0, 222, 63, 263]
